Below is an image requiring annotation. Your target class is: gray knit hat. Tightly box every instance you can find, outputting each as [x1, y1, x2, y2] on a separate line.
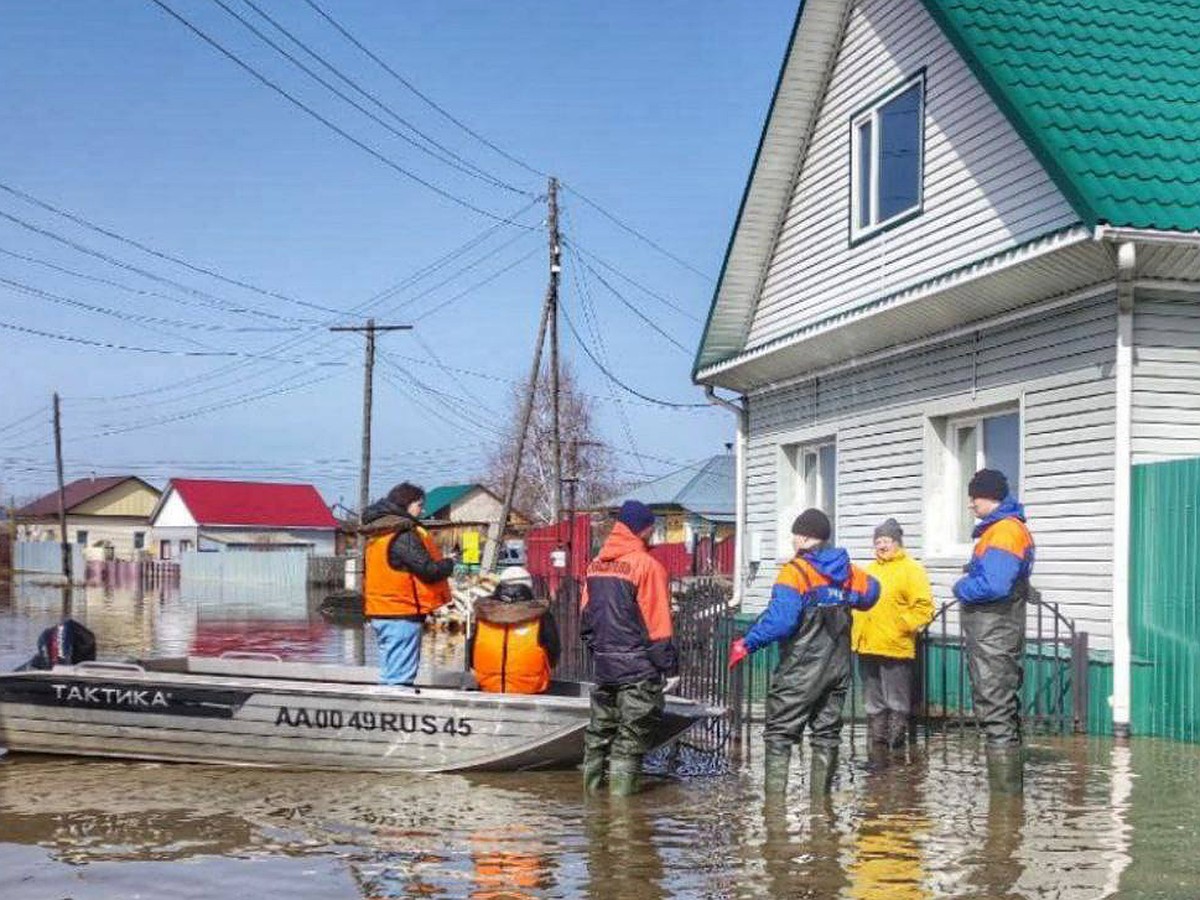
[873, 518, 904, 544]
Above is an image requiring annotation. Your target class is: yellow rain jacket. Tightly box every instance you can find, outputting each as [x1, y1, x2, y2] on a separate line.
[852, 549, 934, 660]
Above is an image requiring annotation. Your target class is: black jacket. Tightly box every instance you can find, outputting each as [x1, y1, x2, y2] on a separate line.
[360, 498, 455, 584]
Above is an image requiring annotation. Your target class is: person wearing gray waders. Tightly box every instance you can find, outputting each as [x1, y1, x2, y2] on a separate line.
[852, 518, 935, 758]
[728, 509, 880, 797]
[954, 469, 1035, 795]
[580, 500, 678, 796]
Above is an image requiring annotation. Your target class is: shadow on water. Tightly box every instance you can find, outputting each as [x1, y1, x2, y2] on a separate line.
[3, 579, 1200, 897]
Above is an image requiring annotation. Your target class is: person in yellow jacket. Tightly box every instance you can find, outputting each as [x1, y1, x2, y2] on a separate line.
[852, 518, 935, 751]
[469, 566, 560, 694]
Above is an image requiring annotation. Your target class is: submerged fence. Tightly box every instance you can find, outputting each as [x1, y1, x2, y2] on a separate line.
[546, 574, 1090, 770]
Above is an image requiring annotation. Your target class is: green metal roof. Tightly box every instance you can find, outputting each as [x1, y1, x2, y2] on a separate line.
[923, 0, 1200, 231]
[422, 484, 476, 519]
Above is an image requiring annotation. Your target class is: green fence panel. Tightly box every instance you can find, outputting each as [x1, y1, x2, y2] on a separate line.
[1130, 458, 1200, 743]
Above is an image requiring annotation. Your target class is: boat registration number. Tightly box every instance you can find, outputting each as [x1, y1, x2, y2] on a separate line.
[274, 705, 473, 737]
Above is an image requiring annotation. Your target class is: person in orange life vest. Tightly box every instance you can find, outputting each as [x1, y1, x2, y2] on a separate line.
[580, 500, 678, 796]
[361, 482, 456, 686]
[469, 566, 560, 694]
[728, 508, 880, 797]
[953, 468, 1035, 795]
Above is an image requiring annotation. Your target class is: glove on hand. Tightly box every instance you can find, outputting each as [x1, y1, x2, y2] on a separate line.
[663, 676, 681, 694]
[728, 637, 749, 670]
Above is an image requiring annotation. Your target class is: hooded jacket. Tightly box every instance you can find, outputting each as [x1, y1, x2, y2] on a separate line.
[581, 522, 677, 685]
[470, 595, 560, 694]
[853, 549, 935, 660]
[743, 548, 880, 653]
[953, 497, 1035, 605]
[360, 497, 454, 618]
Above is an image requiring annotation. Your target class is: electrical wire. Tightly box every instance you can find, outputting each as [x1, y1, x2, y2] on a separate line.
[563, 237, 701, 323]
[233, 0, 530, 195]
[569, 252, 692, 354]
[146, 0, 536, 225]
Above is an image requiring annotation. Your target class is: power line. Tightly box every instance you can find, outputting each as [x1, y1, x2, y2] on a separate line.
[233, 0, 530, 195]
[0, 180, 342, 319]
[558, 301, 711, 409]
[569, 250, 692, 354]
[301, 0, 547, 180]
[564, 237, 701, 323]
[413, 244, 540, 321]
[146, 0, 535, 225]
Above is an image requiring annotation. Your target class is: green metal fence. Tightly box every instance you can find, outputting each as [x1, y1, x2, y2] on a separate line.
[1130, 457, 1200, 743]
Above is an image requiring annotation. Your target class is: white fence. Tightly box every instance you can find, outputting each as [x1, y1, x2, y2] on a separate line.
[14, 542, 84, 577]
[180, 550, 309, 589]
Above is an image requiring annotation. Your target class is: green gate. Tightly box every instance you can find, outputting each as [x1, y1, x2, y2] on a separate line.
[1130, 457, 1200, 742]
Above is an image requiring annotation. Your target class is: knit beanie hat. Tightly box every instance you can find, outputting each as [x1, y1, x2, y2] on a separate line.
[617, 499, 655, 535]
[967, 468, 1009, 501]
[388, 482, 425, 508]
[873, 518, 904, 544]
[791, 508, 831, 542]
[497, 566, 533, 588]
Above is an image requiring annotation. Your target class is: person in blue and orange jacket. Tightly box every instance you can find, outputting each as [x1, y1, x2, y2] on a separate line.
[953, 467, 1035, 795]
[728, 508, 880, 798]
[580, 500, 678, 797]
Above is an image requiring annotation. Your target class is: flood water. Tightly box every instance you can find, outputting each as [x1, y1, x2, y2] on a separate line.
[1, 576, 1199, 899]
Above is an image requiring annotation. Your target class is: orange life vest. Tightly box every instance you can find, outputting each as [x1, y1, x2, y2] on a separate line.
[363, 527, 451, 618]
[472, 618, 551, 694]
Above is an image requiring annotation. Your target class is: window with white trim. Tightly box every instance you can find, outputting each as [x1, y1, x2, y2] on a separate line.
[850, 73, 924, 240]
[778, 440, 837, 558]
[927, 407, 1021, 555]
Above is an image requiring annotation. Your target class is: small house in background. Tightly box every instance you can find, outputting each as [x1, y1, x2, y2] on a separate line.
[604, 454, 736, 576]
[14, 476, 160, 560]
[148, 479, 337, 558]
[421, 483, 525, 562]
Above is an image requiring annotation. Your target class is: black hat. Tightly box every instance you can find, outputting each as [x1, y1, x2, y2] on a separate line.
[967, 469, 1009, 501]
[387, 482, 426, 508]
[873, 518, 904, 544]
[791, 508, 831, 541]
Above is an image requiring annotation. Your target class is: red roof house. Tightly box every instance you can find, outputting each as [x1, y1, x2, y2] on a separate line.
[148, 479, 337, 558]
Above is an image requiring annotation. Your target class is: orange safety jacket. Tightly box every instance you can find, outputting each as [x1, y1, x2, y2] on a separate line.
[472, 618, 552, 694]
[363, 528, 452, 618]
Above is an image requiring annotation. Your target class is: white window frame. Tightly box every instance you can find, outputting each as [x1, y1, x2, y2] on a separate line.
[925, 404, 1021, 560]
[777, 438, 837, 561]
[849, 71, 925, 242]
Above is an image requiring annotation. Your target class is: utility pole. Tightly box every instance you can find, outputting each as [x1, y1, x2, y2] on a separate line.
[52, 393, 71, 585]
[547, 177, 563, 527]
[329, 319, 413, 522]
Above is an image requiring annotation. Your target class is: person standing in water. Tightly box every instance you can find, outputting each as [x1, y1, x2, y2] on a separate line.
[729, 508, 879, 797]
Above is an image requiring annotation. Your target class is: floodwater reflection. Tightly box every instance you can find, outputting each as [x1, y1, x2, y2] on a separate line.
[2, 578, 1200, 898]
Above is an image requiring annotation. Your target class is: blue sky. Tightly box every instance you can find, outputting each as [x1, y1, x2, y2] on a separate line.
[0, 0, 796, 508]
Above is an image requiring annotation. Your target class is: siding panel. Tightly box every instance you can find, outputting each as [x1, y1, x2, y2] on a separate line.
[1133, 293, 1200, 464]
[745, 0, 1078, 349]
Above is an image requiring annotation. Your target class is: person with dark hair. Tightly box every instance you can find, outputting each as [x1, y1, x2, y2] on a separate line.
[853, 517, 935, 755]
[954, 468, 1035, 794]
[360, 482, 456, 686]
[728, 508, 879, 797]
[469, 566, 560, 694]
[580, 500, 678, 796]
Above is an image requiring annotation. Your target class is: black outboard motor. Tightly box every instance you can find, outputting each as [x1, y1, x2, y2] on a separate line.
[17, 618, 97, 671]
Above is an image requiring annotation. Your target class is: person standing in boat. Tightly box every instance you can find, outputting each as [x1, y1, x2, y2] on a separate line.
[580, 500, 678, 796]
[361, 482, 456, 686]
[728, 508, 880, 798]
[469, 566, 560, 694]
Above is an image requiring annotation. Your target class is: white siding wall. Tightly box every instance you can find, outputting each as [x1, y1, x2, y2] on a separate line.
[745, 0, 1079, 348]
[745, 295, 1118, 645]
[1133, 290, 1200, 464]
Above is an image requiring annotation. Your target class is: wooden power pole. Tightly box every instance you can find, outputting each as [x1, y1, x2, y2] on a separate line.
[52, 392, 71, 586]
[329, 319, 412, 521]
[484, 179, 561, 572]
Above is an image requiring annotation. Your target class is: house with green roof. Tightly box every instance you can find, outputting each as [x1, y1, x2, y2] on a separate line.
[420, 483, 525, 562]
[694, 0, 1200, 736]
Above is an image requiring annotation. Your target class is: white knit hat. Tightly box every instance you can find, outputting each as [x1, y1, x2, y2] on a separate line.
[497, 566, 533, 588]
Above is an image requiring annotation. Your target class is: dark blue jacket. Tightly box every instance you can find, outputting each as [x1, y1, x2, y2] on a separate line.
[953, 497, 1035, 605]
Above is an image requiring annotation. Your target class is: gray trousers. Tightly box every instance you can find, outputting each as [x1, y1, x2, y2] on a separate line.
[961, 596, 1026, 746]
[858, 655, 914, 715]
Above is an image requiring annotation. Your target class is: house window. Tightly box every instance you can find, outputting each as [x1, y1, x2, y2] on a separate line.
[133, 532, 145, 550]
[779, 440, 837, 558]
[75, 530, 88, 546]
[928, 408, 1021, 553]
[850, 73, 924, 239]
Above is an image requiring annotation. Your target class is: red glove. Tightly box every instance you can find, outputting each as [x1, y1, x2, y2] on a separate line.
[728, 637, 749, 670]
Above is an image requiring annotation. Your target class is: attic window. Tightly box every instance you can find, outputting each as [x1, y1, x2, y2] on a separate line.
[850, 73, 924, 240]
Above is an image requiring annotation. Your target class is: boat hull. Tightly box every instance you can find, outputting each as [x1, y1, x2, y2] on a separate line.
[0, 659, 716, 773]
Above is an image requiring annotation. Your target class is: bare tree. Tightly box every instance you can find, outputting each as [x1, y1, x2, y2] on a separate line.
[483, 363, 616, 524]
